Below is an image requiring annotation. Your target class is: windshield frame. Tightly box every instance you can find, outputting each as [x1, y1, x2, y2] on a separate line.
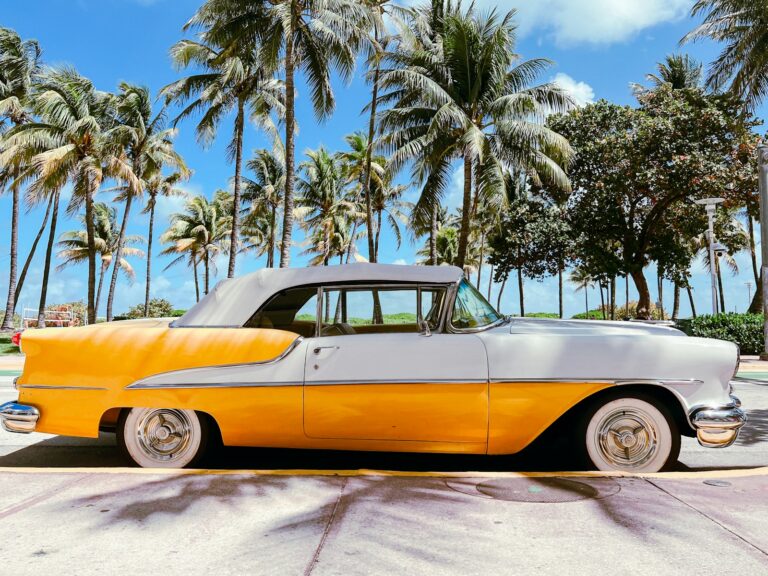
[446, 279, 507, 333]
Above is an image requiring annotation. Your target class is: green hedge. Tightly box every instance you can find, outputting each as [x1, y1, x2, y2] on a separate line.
[677, 313, 763, 355]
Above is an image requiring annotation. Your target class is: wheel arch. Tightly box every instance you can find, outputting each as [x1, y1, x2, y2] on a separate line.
[99, 407, 223, 440]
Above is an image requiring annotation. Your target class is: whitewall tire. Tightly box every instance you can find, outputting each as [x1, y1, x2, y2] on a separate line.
[583, 395, 680, 473]
[118, 408, 209, 468]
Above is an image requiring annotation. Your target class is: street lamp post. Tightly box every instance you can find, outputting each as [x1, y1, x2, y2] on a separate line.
[746, 281, 753, 312]
[757, 144, 768, 359]
[695, 198, 725, 316]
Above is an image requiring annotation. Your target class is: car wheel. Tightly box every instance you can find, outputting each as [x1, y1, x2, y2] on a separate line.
[117, 408, 209, 468]
[582, 394, 680, 473]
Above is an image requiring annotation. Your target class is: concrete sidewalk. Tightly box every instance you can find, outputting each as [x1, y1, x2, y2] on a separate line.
[0, 467, 764, 575]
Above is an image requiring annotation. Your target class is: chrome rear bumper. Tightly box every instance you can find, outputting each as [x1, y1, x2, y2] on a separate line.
[0, 402, 40, 434]
[690, 395, 746, 448]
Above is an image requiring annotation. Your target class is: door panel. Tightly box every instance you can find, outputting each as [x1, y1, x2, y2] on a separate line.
[303, 333, 488, 443]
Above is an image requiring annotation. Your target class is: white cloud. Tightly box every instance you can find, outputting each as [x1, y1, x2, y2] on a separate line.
[450, 0, 692, 46]
[392, 258, 408, 266]
[552, 73, 595, 106]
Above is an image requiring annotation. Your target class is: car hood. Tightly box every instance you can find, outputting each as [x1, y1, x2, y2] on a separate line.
[500, 317, 685, 337]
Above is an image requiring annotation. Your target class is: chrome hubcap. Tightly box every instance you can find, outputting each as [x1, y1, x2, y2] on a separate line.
[597, 408, 658, 469]
[136, 409, 192, 462]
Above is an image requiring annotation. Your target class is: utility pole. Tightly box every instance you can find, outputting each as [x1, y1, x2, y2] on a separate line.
[746, 281, 753, 312]
[757, 144, 768, 359]
[695, 198, 725, 316]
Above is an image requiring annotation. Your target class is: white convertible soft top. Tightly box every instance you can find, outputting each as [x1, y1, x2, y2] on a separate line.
[174, 263, 464, 327]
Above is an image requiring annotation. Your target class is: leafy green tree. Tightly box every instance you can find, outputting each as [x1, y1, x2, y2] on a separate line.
[124, 298, 174, 320]
[0, 27, 41, 331]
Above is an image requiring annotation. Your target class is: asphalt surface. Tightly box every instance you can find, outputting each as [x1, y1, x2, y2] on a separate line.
[0, 375, 765, 574]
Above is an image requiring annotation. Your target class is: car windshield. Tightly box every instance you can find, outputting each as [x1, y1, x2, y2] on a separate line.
[451, 279, 503, 330]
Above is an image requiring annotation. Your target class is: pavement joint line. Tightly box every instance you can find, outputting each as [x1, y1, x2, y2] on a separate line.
[304, 476, 348, 576]
[0, 473, 89, 520]
[0, 466, 765, 479]
[643, 477, 768, 559]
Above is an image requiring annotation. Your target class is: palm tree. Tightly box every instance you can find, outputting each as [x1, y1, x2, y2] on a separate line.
[242, 148, 285, 267]
[161, 27, 283, 279]
[143, 172, 187, 316]
[570, 267, 596, 318]
[379, 7, 573, 269]
[295, 147, 355, 265]
[188, 0, 368, 267]
[161, 193, 229, 296]
[0, 67, 136, 325]
[0, 27, 41, 331]
[683, 0, 768, 111]
[371, 177, 410, 261]
[104, 83, 189, 321]
[57, 203, 144, 315]
[633, 54, 703, 93]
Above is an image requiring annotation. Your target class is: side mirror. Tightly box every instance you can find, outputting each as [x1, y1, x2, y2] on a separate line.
[418, 319, 432, 337]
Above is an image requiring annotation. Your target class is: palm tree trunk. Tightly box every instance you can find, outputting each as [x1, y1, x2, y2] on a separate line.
[476, 232, 484, 289]
[687, 285, 697, 318]
[497, 276, 506, 312]
[517, 267, 525, 317]
[14, 195, 53, 312]
[625, 275, 629, 317]
[672, 282, 680, 320]
[610, 276, 616, 320]
[228, 97, 245, 278]
[457, 153, 473, 269]
[716, 258, 725, 313]
[374, 210, 383, 261]
[268, 203, 277, 268]
[558, 266, 564, 319]
[657, 271, 664, 319]
[144, 199, 156, 317]
[748, 215, 759, 283]
[193, 255, 200, 303]
[346, 221, 359, 263]
[430, 203, 438, 265]
[279, 17, 296, 269]
[599, 284, 606, 320]
[106, 191, 134, 322]
[363, 37, 381, 264]
[37, 189, 60, 329]
[584, 284, 589, 317]
[487, 263, 494, 300]
[204, 252, 210, 295]
[95, 259, 108, 316]
[85, 184, 98, 324]
[1, 186, 20, 331]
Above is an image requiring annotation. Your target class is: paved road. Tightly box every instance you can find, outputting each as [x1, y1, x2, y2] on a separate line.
[0, 377, 765, 575]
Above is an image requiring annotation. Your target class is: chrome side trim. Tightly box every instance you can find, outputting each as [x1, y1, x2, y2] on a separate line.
[126, 336, 304, 389]
[489, 378, 703, 385]
[0, 401, 40, 433]
[307, 378, 489, 386]
[129, 380, 304, 390]
[19, 385, 108, 391]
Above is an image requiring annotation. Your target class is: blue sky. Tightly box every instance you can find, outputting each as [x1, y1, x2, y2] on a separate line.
[1, 0, 765, 318]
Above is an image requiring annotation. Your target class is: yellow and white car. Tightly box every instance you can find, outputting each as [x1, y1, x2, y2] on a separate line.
[1, 264, 746, 471]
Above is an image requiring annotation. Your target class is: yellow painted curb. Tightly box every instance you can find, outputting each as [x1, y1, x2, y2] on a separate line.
[0, 466, 765, 480]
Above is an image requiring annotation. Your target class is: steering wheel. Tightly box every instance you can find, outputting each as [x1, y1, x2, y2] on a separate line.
[320, 323, 356, 336]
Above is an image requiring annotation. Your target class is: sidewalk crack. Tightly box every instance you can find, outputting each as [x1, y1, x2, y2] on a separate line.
[304, 476, 348, 576]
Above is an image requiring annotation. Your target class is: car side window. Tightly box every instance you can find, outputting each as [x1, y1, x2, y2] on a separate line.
[319, 286, 445, 337]
[244, 287, 318, 337]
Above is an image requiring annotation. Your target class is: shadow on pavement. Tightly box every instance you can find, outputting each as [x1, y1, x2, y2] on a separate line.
[737, 408, 768, 447]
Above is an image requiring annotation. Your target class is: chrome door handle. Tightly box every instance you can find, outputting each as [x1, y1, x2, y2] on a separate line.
[313, 345, 339, 354]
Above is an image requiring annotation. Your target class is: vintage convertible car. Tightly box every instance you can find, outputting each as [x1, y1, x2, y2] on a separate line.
[0, 264, 746, 471]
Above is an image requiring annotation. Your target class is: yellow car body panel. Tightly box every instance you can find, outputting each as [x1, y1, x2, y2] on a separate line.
[16, 320, 612, 455]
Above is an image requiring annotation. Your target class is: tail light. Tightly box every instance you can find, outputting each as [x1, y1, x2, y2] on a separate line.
[11, 332, 21, 348]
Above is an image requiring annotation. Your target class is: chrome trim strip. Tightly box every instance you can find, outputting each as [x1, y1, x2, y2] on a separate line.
[489, 378, 703, 385]
[306, 378, 489, 386]
[126, 336, 304, 389]
[19, 385, 108, 391]
[129, 380, 304, 390]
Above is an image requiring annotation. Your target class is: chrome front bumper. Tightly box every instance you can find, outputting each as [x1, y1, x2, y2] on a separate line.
[0, 402, 40, 434]
[690, 395, 746, 448]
